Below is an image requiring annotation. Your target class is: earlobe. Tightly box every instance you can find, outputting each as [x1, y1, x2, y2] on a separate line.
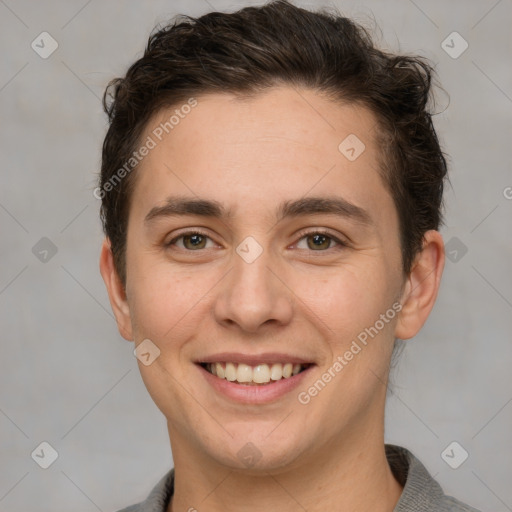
[394, 230, 445, 340]
[99, 238, 134, 341]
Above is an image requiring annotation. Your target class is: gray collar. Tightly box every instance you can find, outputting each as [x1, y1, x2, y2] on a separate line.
[118, 444, 480, 512]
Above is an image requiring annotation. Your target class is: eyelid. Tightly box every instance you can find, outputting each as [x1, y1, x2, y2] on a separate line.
[166, 227, 348, 252]
[166, 228, 217, 248]
[292, 228, 349, 250]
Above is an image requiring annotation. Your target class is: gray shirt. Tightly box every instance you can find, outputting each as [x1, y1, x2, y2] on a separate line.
[116, 444, 481, 512]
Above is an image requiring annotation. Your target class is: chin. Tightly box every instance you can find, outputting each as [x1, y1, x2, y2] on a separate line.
[197, 427, 313, 474]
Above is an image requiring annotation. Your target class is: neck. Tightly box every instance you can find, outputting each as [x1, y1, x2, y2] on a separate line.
[167, 424, 403, 512]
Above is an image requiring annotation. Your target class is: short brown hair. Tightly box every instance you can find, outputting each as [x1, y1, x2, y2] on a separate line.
[99, 0, 448, 285]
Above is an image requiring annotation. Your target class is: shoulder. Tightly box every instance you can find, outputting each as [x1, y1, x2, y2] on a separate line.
[385, 444, 481, 512]
[441, 495, 483, 512]
[114, 468, 175, 512]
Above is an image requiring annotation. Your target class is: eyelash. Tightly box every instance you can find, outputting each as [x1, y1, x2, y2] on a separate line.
[166, 228, 348, 252]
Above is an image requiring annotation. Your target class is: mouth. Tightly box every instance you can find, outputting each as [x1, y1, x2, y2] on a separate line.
[199, 361, 312, 386]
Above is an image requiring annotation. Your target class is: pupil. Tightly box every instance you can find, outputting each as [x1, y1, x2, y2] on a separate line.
[186, 234, 205, 248]
[310, 234, 328, 249]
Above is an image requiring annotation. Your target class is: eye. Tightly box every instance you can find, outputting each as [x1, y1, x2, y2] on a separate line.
[166, 230, 216, 250]
[165, 229, 347, 252]
[295, 230, 347, 251]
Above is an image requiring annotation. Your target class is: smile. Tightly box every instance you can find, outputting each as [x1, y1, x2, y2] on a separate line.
[200, 362, 310, 386]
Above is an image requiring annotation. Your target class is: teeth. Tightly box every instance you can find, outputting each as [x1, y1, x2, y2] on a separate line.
[237, 364, 252, 383]
[270, 363, 283, 381]
[215, 362, 225, 379]
[253, 364, 270, 383]
[225, 362, 237, 382]
[205, 362, 307, 385]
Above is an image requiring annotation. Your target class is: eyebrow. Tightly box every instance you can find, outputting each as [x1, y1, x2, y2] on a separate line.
[144, 195, 373, 226]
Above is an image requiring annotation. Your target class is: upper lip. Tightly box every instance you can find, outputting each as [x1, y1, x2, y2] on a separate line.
[196, 352, 315, 366]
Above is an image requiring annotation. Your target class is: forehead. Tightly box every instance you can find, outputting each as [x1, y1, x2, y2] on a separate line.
[130, 86, 396, 230]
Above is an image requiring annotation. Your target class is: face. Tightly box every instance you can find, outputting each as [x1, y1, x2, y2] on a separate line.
[101, 86, 440, 473]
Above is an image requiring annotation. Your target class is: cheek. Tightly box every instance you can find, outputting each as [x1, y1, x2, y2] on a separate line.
[295, 263, 394, 340]
[126, 259, 208, 342]
[298, 266, 398, 410]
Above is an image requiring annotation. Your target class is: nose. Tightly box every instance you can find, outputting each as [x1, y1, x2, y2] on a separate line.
[213, 241, 294, 334]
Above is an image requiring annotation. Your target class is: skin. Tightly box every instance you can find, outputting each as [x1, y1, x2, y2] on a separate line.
[100, 86, 445, 512]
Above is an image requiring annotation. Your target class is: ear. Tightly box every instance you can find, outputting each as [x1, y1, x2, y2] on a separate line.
[99, 238, 133, 341]
[395, 230, 445, 340]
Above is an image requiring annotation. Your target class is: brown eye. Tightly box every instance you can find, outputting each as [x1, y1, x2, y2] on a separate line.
[295, 231, 345, 251]
[167, 231, 214, 250]
[182, 234, 207, 250]
[306, 233, 332, 250]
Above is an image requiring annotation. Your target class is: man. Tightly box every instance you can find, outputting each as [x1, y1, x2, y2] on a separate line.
[98, 1, 481, 510]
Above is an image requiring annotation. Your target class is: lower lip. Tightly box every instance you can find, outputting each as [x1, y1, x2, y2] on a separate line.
[197, 364, 314, 404]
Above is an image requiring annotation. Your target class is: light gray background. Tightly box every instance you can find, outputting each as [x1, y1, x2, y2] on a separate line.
[1, 0, 511, 510]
